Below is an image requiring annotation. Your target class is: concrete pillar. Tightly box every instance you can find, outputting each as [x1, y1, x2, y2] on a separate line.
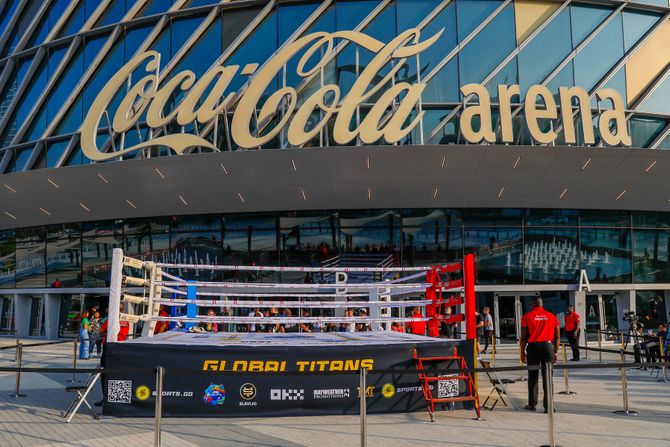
[13, 294, 30, 338]
[569, 290, 586, 346]
[616, 290, 635, 333]
[43, 293, 60, 339]
[665, 290, 670, 323]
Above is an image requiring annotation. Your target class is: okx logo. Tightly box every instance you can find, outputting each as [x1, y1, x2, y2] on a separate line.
[270, 389, 304, 401]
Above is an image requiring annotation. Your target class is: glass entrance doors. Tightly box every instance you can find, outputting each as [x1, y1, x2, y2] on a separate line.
[493, 294, 536, 342]
[586, 293, 618, 340]
[29, 296, 45, 337]
[0, 295, 14, 333]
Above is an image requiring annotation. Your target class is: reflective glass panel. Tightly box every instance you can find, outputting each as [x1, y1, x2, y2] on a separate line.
[633, 212, 670, 228]
[456, 0, 503, 42]
[15, 227, 45, 288]
[579, 228, 631, 283]
[635, 291, 667, 328]
[573, 14, 624, 92]
[633, 229, 670, 283]
[464, 227, 522, 284]
[622, 10, 660, 52]
[524, 228, 579, 284]
[0, 230, 15, 288]
[629, 117, 667, 148]
[570, 4, 610, 47]
[46, 224, 81, 288]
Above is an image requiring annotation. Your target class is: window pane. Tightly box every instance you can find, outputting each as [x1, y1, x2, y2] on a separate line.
[570, 4, 610, 47]
[633, 229, 670, 283]
[170, 231, 223, 281]
[629, 116, 667, 148]
[464, 227, 522, 284]
[622, 10, 660, 52]
[280, 212, 339, 270]
[579, 210, 630, 227]
[402, 211, 462, 267]
[464, 209, 522, 226]
[524, 209, 578, 226]
[456, 0, 503, 42]
[16, 227, 45, 288]
[579, 228, 631, 283]
[46, 224, 81, 287]
[573, 13, 624, 92]
[524, 228, 579, 284]
[635, 291, 667, 328]
[633, 212, 670, 228]
[0, 230, 15, 288]
[222, 214, 278, 281]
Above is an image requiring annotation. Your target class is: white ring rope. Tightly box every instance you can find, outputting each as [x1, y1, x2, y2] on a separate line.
[151, 316, 429, 324]
[156, 280, 429, 289]
[154, 298, 432, 308]
[154, 262, 434, 273]
[161, 286, 371, 298]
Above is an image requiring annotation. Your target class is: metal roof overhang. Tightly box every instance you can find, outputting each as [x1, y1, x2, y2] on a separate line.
[1, 144, 669, 230]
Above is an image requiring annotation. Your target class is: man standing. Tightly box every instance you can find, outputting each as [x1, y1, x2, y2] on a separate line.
[520, 297, 560, 413]
[564, 305, 581, 361]
[406, 307, 426, 336]
[482, 307, 494, 354]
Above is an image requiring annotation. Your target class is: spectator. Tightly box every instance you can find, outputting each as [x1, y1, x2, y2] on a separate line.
[299, 309, 312, 333]
[344, 309, 356, 332]
[475, 309, 484, 352]
[79, 310, 91, 360]
[200, 308, 219, 333]
[155, 305, 170, 334]
[564, 305, 581, 361]
[248, 307, 262, 332]
[391, 322, 405, 333]
[282, 309, 299, 333]
[440, 306, 455, 338]
[482, 307, 494, 354]
[88, 311, 102, 358]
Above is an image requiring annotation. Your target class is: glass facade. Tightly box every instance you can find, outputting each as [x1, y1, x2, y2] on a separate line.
[0, 209, 669, 288]
[0, 0, 668, 172]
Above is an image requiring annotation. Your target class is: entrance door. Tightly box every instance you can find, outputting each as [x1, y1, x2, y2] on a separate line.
[585, 294, 603, 341]
[602, 294, 619, 334]
[494, 294, 523, 342]
[29, 296, 45, 337]
[0, 296, 14, 332]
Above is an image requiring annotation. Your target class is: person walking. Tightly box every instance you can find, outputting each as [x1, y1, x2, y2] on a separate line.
[78, 310, 91, 360]
[520, 296, 560, 413]
[482, 307, 494, 354]
[88, 311, 102, 358]
[564, 305, 581, 361]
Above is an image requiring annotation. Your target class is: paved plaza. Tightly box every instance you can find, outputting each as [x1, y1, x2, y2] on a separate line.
[0, 338, 668, 447]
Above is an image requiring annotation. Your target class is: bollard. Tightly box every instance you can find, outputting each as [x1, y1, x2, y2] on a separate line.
[155, 366, 165, 447]
[613, 350, 638, 416]
[9, 343, 26, 398]
[539, 363, 561, 447]
[360, 367, 367, 447]
[597, 330, 603, 363]
[659, 337, 668, 383]
[68, 337, 80, 383]
[558, 344, 576, 395]
[491, 336, 496, 368]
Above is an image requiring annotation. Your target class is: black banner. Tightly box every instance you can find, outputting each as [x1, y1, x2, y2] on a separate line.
[103, 338, 475, 417]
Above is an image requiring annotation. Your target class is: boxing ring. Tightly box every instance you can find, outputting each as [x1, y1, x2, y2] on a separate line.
[102, 248, 477, 417]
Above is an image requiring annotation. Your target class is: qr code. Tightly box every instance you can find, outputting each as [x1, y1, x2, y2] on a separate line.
[437, 375, 459, 398]
[107, 380, 132, 403]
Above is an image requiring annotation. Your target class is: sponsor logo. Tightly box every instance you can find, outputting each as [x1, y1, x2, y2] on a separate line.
[270, 389, 304, 401]
[381, 383, 395, 398]
[202, 384, 226, 406]
[313, 389, 351, 400]
[357, 386, 375, 398]
[396, 385, 433, 393]
[135, 385, 151, 401]
[239, 383, 257, 406]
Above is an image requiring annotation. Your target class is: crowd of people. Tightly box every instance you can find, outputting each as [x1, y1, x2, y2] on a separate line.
[77, 303, 129, 360]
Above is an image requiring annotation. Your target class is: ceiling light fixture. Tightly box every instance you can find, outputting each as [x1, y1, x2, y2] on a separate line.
[97, 172, 109, 183]
[237, 192, 245, 203]
[126, 199, 137, 209]
[291, 159, 297, 172]
[3, 184, 17, 194]
[178, 194, 188, 206]
[581, 158, 592, 171]
[368, 188, 372, 200]
[644, 160, 657, 173]
[301, 189, 307, 201]
[559, 188, 568, 199]
[39, 207, 51, 216]
[154, 167, 166, 179]
[3, 211, 17, 220]
[219, 163, 228, 174]
[366, 157, 370, 170]
[47, 178, 60, 189]
[497, 186, 505, 198]
[79, 203, 91, 212]
[513, 156, 521, 169]
[433, 187, 438, 199]
[441, 156, 446, 169]
[616, 190, 626, 201]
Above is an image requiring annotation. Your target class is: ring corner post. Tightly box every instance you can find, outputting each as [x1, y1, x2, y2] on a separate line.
[464, 253, 476, 341]
[107, 248, 124, 344]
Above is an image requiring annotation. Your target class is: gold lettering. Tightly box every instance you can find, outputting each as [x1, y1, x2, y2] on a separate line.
[498, 84, 520, 143]
[525, 85, 557, 144]
[232, 360, 247, 371]
[559, 86, 595, 145]
[287, 85, 340, 146]
[460, 84, 496, 144]
[296, 361, 309, 372]
[248, 361, 264, 372]
[345, 359, 359, 371]
[360, 359, 374, 370]
[146, 71, 196, 128]
[596, 88, 632, 146]
[330, 360, 344, 371]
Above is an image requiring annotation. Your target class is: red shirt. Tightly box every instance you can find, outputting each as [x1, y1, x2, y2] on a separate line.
[391, 324, 404, 333]
[521, 307, 559, 343]
[100, 319, 129, 343]
[564, 312, 580, 332]
[406, 311, 426, 336]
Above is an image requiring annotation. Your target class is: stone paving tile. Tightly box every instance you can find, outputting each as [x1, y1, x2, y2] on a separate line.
[34, 431, 199, 447]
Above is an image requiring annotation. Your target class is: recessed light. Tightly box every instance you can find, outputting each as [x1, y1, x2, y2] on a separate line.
[154, 167, 166, 179]
[616, 190, 626, 200]
[513, 156, 521, 169]
[80, 203, 91, 212]
[178, 194, 188, 206]
[301, 189, 307, 201]
[3, 211, 17, 220]
[3, 184, 17, 194]
[237, 192, 245, 203]
[559, 188, 568, 199]
[433, 187, 438, 199]
[126, 199, 136, 209]
[368, 188, 372, 199]
[441, 156, 447, 169]
[497, 187, 505, 198]
[581, 158, 592, 171]
[47, 178, 60, 189]
[219, 163, 228, 174]
[39, 207, 51, 216]
[366, 157, 370, 170]
[291, 159, 297, 172]
[97, 173, 109, 183]
[644, 160, 657, 173]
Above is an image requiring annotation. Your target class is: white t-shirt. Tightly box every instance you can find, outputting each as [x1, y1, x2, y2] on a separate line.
[484, 314, 493, 330]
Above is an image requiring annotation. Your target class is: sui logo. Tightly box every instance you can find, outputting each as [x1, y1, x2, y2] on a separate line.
[202, 384, 226, 406]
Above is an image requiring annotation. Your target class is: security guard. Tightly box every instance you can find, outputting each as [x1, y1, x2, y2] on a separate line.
[520, 297, 560, 413]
